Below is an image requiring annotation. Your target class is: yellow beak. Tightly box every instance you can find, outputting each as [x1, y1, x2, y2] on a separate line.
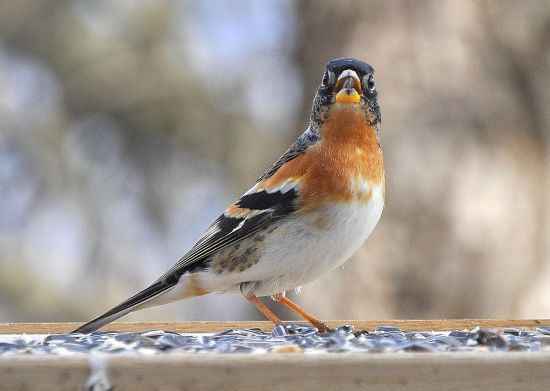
[335, 70, 362, 104]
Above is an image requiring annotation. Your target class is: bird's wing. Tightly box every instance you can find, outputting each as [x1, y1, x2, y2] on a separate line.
[72, 128, 319, 334]
[72, 181, 300, 334]
[154, 127, 320, 282]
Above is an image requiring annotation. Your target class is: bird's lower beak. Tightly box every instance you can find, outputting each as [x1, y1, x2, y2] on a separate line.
[335, 70, 362, 104]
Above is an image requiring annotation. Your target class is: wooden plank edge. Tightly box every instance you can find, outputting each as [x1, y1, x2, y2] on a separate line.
[2, 351, 550, 363]
[1, 319, 549, 334]
[1, 353, 550, 391]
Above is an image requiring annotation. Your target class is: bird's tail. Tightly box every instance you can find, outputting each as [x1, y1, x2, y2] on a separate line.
[71, 280, 175, 334]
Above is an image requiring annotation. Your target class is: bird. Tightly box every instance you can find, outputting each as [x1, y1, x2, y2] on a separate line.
[72, 57, 384, 334]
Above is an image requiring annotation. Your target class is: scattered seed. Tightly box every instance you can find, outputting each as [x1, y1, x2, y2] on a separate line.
[1, 324, 548, 355]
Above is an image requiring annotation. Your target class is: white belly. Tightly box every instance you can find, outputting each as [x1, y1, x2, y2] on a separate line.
[198, 184, 384, 297]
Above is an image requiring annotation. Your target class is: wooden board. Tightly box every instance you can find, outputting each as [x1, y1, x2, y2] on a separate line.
[1, 320, 549, 391]
[1, 352, 550, 391]
[1, 318, 549, 334]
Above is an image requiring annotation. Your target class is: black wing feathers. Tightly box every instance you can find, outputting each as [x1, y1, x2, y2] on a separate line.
[158, 188, 298, 282]
[236, 189, 297, 212]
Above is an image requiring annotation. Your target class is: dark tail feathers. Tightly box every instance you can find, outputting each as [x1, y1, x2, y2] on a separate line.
[71, 280, 174, 334]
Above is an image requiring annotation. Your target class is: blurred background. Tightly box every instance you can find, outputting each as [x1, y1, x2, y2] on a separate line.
[0, 0, 549, 324]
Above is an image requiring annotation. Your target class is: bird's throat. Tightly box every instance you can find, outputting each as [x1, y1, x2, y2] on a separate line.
[321, 103, 380, 151]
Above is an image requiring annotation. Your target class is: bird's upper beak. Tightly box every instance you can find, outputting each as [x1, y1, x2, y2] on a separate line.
[335, 69, 363, 104]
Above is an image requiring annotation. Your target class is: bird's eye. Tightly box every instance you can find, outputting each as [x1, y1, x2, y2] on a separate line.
[322, 71, 334, 87]
[365, 74, 376, 93]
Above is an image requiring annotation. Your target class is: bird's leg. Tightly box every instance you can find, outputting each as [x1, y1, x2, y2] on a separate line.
[246, 295, 284, 326]
[272, 293, 334, 333]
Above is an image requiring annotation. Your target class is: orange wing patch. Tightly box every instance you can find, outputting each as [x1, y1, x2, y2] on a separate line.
[225, 204, 266, 219]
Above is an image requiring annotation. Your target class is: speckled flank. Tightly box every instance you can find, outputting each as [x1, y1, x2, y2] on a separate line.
[208, 226, 273, 275]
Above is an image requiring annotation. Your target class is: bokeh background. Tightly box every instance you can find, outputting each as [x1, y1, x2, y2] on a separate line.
[1, 0, 549, 324]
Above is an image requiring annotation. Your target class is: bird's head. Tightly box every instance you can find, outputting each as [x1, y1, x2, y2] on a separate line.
[310, 57, 381, 128]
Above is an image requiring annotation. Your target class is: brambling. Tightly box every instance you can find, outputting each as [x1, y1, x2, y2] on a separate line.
[73, 57, 384, 334]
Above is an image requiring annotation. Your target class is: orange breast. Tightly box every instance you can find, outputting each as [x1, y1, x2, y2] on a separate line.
[261, 103, 385, 210]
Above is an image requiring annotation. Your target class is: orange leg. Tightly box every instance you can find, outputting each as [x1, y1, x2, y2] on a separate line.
[247, 295, 283, 326]
[273, 294, 334, 333]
